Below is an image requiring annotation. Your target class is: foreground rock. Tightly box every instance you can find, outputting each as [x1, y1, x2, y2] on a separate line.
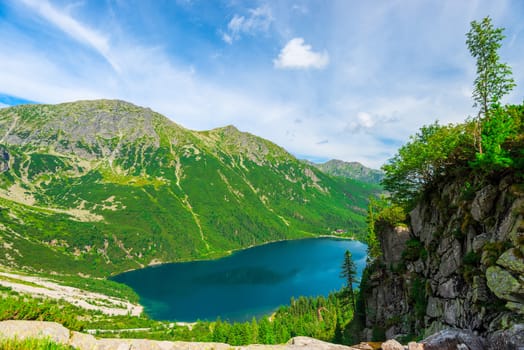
[420, 329, 485, 350]
[0, 321, 362, 350]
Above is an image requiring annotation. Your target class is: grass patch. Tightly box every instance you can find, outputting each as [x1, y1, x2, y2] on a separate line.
[0, 337, 74, 350]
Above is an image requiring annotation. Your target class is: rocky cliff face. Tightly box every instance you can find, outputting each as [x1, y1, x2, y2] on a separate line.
[361, 173, 524, 348]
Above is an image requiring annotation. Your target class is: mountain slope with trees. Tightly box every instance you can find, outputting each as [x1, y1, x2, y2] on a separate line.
[0, 100, 380, 277]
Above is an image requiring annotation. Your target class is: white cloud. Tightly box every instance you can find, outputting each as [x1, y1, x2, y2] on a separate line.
[344, 111, 394, 134]
[0, 103, 9, 109]
[221, 33, 233, 45]
[274, 38, 329, 69]
[19, 0, 119, 72]
[222, 5, 274, 43]
[4, 0, 523, 170]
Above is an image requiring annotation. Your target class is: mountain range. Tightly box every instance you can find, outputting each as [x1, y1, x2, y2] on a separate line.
[0, 100, 380, 276]
[310, 159, 383, 184]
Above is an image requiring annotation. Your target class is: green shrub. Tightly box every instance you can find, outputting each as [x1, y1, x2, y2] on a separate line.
[371, 326, 386, 341]
[402, 239, 427, 262]
[409, 277, 427, 322]
[463, 251, 481, 265]
[481, 241, 512, 267]
[0, 293, 84, 331]
[382, 122, 474, 207]
[462, 251, 482, 283]
[471, 105, 522, 171]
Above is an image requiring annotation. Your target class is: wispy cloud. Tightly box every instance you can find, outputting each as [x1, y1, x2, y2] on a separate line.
[19, 0, 119, 72]
[1, 0, 523, 169]
[344, 112, 400, 134]
[274, 38, 329, 69]
[222, 4, 274, 44]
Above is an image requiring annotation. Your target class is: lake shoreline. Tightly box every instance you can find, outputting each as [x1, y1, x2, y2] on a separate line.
[112, 238, 368, 322]
[111, 234, 359, 277]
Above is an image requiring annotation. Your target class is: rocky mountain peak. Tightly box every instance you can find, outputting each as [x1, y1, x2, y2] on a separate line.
[312, 159, 384, 184]
[0, 99, 381, 276]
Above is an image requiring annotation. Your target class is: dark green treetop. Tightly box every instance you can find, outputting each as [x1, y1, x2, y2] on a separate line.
[340, 250, 357, 310]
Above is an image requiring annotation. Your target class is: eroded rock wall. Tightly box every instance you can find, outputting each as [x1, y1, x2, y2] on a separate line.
[362, 174, 524, 348]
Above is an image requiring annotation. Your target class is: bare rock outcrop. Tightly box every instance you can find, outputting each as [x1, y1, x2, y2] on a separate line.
[381, 339, 404, 350]
[0, 320, 362, 350]
[420, 329, 485, 350]
[0, 320, 69, 344]
[361, 173, 524, 347]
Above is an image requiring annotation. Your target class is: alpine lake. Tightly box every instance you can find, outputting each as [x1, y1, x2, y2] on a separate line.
[112, 238, 367, 322]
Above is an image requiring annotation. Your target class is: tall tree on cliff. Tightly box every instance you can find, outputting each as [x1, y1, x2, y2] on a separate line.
[340, 250, 357, 310]
[466, 16, 515, 154]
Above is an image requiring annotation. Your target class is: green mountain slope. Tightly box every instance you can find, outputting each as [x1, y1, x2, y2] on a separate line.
[312, 159, 384, 184]
[0, 100, 380, 276]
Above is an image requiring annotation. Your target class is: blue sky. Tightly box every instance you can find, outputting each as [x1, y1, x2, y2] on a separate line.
[0, 0, 523, 168]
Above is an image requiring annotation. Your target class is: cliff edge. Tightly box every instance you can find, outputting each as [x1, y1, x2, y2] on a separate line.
[361, 172, 524, 349]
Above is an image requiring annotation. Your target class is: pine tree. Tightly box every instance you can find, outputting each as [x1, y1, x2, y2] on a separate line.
[257, 318, 274, 344]
[340, 250, 357, 310]
[250, 317, 259, 344]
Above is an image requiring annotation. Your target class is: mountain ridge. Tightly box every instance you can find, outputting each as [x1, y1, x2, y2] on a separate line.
[310, 159, 384, 184]
[0, 99, 381, 277]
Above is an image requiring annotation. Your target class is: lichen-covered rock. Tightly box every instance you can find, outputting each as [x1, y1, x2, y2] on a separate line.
[497, 248, 524, 274]
[505, 301, 524, 314]
[472, 233, 489, 252]
[410, 203, 438, 245]
[363, 274, 407, 331]
[442, 299, 465, 327]
[423, 321, 447, 339]
[436, 239, 462, 280]
[426, 297, 444, 318]
[421, 328, 485, 350]
[410, 203, 424, 238]
[486, 323, 524, 350]
[471, 184, 497, 222]
[497, 198, 524, 243]
[471, 275, 488, 303]
[438, 277, 461, 299]
[363, 174, 523, 343]
[486, 265, 522, 302]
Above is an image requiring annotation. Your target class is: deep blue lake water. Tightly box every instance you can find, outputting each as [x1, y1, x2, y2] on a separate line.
[112, 238, 367, 322]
